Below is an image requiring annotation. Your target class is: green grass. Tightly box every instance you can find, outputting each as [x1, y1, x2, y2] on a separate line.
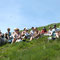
[0, 23, 60, 60]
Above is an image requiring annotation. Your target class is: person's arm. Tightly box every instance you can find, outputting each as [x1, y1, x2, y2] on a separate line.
[12, 34, 17, 43]
[17, 35, 21, 39]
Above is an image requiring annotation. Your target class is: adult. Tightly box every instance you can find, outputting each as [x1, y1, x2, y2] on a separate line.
[12, 28, 22, 43]
[30, 27, 35, 36]
[41, 27, 47, 34]
[6, 28, 12, 43]
[30, 27, 40, 41]
[25, 29, 31, 39]
[45, 27, 53, 36]
[0, 30, 4, 38]
[52, 24, 60, 39]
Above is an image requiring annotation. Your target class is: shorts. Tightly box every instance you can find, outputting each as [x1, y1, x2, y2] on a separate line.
[16, 39, 22, 42]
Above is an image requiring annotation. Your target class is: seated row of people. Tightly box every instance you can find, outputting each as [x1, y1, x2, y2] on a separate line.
[44, 24, 60, 40]
[12, 27, 41, 43]
[0, 27, 41, 43]
[0, 24, 60, 44]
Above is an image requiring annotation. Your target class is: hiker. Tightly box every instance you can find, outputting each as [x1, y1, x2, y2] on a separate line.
[48, 27, 53, 36]
[0, 30, 7, 45]
[41, 27, 47, 34]
[0, 30, 4, 38]
[44, 27, 53, 36]
[34, 27, 41, 38]
[54, 25, 60, 38]
[30, 27, 35, 41]
[6, 28, 12, 43]
[0, 38, 7, 46]
[46, 27, 53, 40]
[4, 33, 8, 40]
[52, 24, 60, 32]
[21, 28, 27, 37]
[12, 28, 22, 43]
[30, 27, 40, 41]
[30, 27, 35, 36]
[21, 28, 27, 41]
[25, 29, 31, 39]
[52, 24, 60, 39]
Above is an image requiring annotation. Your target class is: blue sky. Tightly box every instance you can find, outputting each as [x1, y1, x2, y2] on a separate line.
[0, 0, 60, 33]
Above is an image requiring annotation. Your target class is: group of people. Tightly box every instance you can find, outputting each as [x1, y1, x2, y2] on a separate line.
[44, 24, 60, 40]
[0, 24, 60, 44]
[0, 27, 41, 44]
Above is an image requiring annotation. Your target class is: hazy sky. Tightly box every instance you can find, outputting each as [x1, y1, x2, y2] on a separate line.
[0, 0, 60, 33]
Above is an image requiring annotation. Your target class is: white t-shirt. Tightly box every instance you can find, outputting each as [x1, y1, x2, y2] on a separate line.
[25, 33, 30, 36]
[44, 30, 53, 36]
[48, 30, 53, 35]
[52, 28, 60, 32]
[30, 30, 34, 36]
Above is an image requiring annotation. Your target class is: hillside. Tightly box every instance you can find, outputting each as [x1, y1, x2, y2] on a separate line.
[0, 23, 60, 60]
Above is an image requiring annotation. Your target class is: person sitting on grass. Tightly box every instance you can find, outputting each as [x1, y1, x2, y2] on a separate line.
[48, 27, 53, 36]
[48, 24, 60, 40]
[30, 27, 35, 36]
[0, 31, 7, 45]
[21, 28, 31, 41]
[52, 24, 60, 32]
[51, 24, 59, 39]
[12, 28, 22, 43]
[0, 30, 4, 38]
[21, 28, 27, 36]
[47, 25, 60, 40]
[25, 29, 31, 39]
[47, 27, 54, 40]
[4, 33, 8, 40]
[34, 27, 41, 38]
[21, 28, 27, 41]
[41, 27, 47, 34]
[30, 27, 41, 41]
[55, 25, 60, 38]
[30, 27, 35, 41]
[44, 27, 53, 36]
[6, 28, 12, 43]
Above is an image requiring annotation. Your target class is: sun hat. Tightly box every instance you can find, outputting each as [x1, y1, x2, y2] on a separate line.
[14, 28, 19, 31]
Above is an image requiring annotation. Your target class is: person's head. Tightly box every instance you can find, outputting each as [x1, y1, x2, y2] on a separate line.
[31, 27, 34, 30]
[26, 29, 29, 32]
[7, 28, 10, 32]
[24, 28, 26, 31]
[43, 27, 47, 32]
[53, 24, 56, 29]
[14, 28, 19, 34]
[35, 27, 38, 31]
[43, 27, 46, 30]
[49, 26, 52, 30]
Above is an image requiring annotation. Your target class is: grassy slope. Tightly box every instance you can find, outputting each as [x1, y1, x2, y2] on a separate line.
[0, 23, 60, 60]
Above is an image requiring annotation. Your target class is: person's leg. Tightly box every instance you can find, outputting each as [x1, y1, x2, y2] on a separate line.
[8, 39, 12, 43]
[56, 33, 59, 38]
[12, 39, 16, 43]
[36, 34, 41, 38]
[16, 39, 22, 42]
[30, 37, 33, 41]
[58, 32, 60, 38]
